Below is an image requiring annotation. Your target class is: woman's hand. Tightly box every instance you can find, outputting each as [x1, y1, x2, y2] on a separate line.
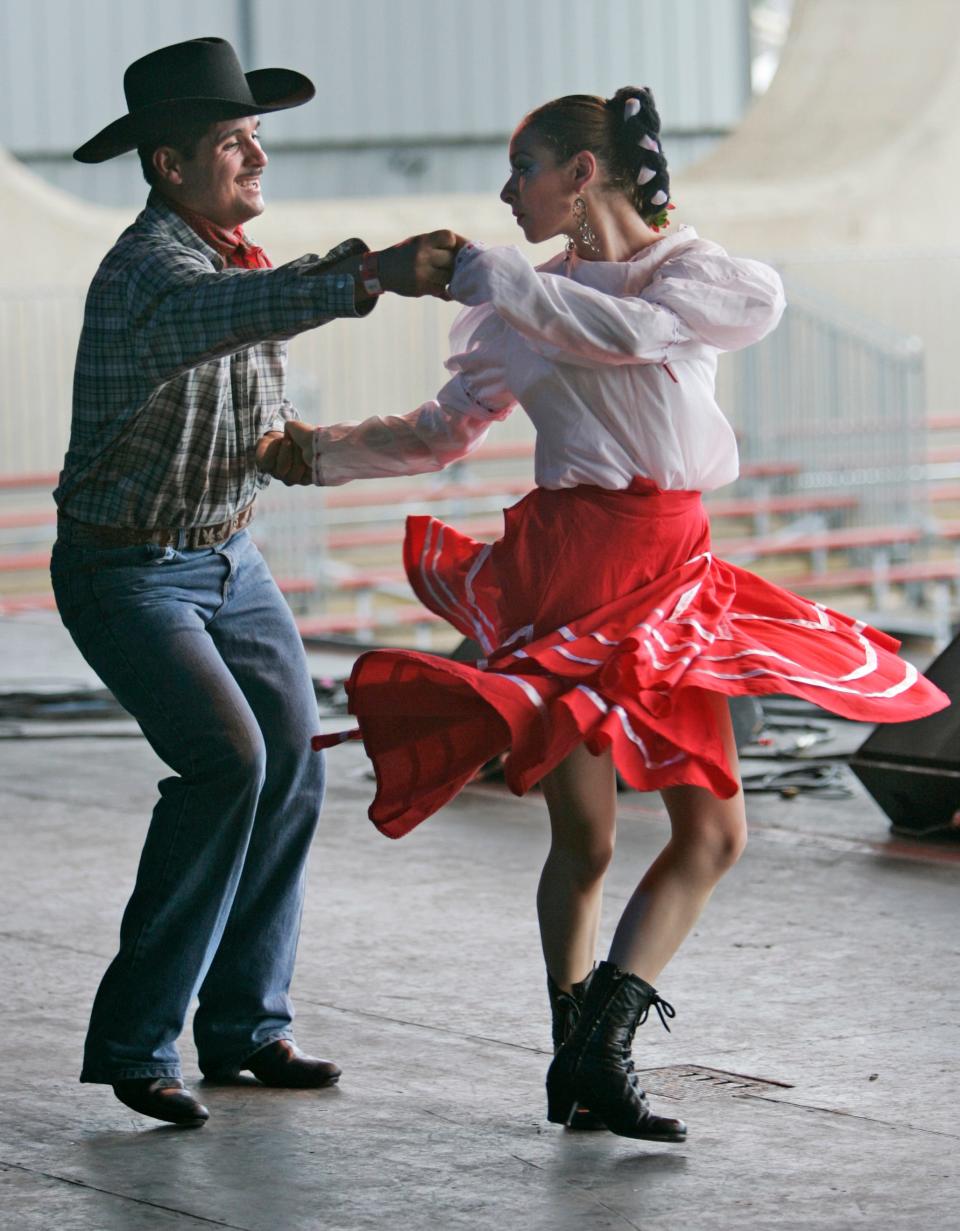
[283, 420, 318, 471]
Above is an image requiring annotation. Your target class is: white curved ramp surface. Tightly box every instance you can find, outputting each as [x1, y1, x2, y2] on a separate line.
[677, 0, 960, 251]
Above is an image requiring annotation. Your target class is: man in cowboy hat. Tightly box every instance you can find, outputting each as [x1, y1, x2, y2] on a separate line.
[53, 36, 458, 1127]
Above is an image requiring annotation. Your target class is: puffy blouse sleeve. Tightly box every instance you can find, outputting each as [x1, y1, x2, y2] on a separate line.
[642, 250, 786, 353]
[448, 240, 785, 367]
[435, 300, 518, 419]
[310, 299, 517, 486]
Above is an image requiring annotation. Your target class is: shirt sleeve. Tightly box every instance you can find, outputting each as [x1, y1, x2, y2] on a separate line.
[311, 302, 517, 486]
[448, 242, 785, 367]
[437, 300, 519, 417]
[127, 240, 375, 384]
[264, 398, 300, 435]
[642, 252, 786, 353]
[311, 401, 496, 486]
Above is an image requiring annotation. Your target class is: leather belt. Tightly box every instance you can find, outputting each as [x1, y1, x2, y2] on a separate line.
[57, 502, 255, 550]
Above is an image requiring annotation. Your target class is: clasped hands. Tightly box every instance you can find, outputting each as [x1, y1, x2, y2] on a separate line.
[258, 229, 469, 483]
[376, 228, 466, 299]
[256, 421, 316, 486]
[255, 428, 313, 486]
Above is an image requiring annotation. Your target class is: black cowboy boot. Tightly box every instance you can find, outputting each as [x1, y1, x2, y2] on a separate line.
[547, 968, 604, 1131]
[546, 960, 687, 1142]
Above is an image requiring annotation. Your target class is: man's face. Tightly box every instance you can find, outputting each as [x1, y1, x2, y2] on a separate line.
[163, 116, 268, 228]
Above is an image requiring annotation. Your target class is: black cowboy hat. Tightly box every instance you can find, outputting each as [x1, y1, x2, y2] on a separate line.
[73, 37, 315, 164]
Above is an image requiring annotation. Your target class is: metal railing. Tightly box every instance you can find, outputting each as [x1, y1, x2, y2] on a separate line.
[718, 275, 928, 529]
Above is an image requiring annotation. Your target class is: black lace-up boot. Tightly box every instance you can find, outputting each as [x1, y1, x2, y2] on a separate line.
[546, 960, 687, 1142]
[547, 968, 593, 1052]
[547, 968, 604, 1131]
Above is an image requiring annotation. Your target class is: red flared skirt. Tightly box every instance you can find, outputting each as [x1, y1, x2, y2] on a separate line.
[317, 481, 949, 838]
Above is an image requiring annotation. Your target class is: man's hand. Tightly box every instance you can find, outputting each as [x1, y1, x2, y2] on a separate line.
[377, 230, 466, 298]
[255, 430, 312, 486]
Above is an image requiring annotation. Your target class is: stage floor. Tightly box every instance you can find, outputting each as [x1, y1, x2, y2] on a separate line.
[1, 614, 956, 1231]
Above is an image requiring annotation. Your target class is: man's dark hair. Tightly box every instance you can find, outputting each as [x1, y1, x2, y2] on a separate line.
[136, 115, 217, 187]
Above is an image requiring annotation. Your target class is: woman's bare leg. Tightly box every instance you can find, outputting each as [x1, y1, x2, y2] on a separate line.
[538, 742, 618, 991]
[608, 694, 747, 984]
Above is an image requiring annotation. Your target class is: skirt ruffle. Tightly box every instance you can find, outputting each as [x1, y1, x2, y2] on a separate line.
[319, 483, 948, 838]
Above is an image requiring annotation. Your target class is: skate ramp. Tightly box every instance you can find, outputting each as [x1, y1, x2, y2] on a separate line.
[677, 0, 960, 252]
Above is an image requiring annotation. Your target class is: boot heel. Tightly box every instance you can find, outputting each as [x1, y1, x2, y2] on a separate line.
[546, 1091, 574, 1124]
[546, 1071, 576, 1125]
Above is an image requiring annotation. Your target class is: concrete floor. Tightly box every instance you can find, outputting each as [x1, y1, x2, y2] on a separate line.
[1, 614, 958, 1231]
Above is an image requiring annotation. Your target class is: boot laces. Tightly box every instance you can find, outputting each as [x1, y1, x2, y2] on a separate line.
[622, 993, 677, 1084]
[638, 992, 676, 1034]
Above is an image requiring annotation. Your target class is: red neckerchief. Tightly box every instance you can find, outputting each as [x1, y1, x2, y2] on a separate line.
[167, 198, 273, 269]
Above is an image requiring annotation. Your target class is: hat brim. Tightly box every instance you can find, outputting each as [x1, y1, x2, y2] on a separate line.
[73, 67, 315, 163]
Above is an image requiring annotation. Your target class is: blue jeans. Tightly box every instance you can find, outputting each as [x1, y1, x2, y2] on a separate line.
[50, 529, 326, 1083]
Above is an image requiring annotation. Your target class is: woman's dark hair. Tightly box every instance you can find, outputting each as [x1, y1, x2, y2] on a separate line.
[136, 115, 216, 187]
[520, 86, 670, 224]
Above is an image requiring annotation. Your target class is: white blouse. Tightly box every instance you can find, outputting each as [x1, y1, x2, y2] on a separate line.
[310, 225, 786, 492]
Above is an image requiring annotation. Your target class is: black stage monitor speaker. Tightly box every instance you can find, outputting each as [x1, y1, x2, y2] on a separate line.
[849, 633, 960, 840]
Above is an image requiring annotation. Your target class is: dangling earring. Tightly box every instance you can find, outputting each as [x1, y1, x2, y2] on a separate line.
[571, 196, 600, 255]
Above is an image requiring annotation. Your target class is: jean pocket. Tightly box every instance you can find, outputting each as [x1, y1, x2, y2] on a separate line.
[55, 541, 173, 569]
[82, 544, 181, 599]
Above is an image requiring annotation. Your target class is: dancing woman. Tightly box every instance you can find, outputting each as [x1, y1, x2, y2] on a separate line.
[286, 88, 947, 1141]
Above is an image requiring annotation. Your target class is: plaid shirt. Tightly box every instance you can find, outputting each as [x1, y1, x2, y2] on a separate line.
[55, 191, 372, 527]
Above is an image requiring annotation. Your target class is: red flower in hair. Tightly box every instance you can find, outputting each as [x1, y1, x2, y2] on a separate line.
[649, 200, 675, 232]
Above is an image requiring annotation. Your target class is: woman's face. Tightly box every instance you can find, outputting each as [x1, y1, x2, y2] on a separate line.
[500, 126, 575, 245]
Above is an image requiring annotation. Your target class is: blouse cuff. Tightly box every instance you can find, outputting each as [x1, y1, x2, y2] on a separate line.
[453, 239, 487, 272]
[449, 241, 495, 306]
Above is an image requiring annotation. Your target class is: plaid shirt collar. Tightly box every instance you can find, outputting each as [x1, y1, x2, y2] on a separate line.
[144, 190, 228, 270]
